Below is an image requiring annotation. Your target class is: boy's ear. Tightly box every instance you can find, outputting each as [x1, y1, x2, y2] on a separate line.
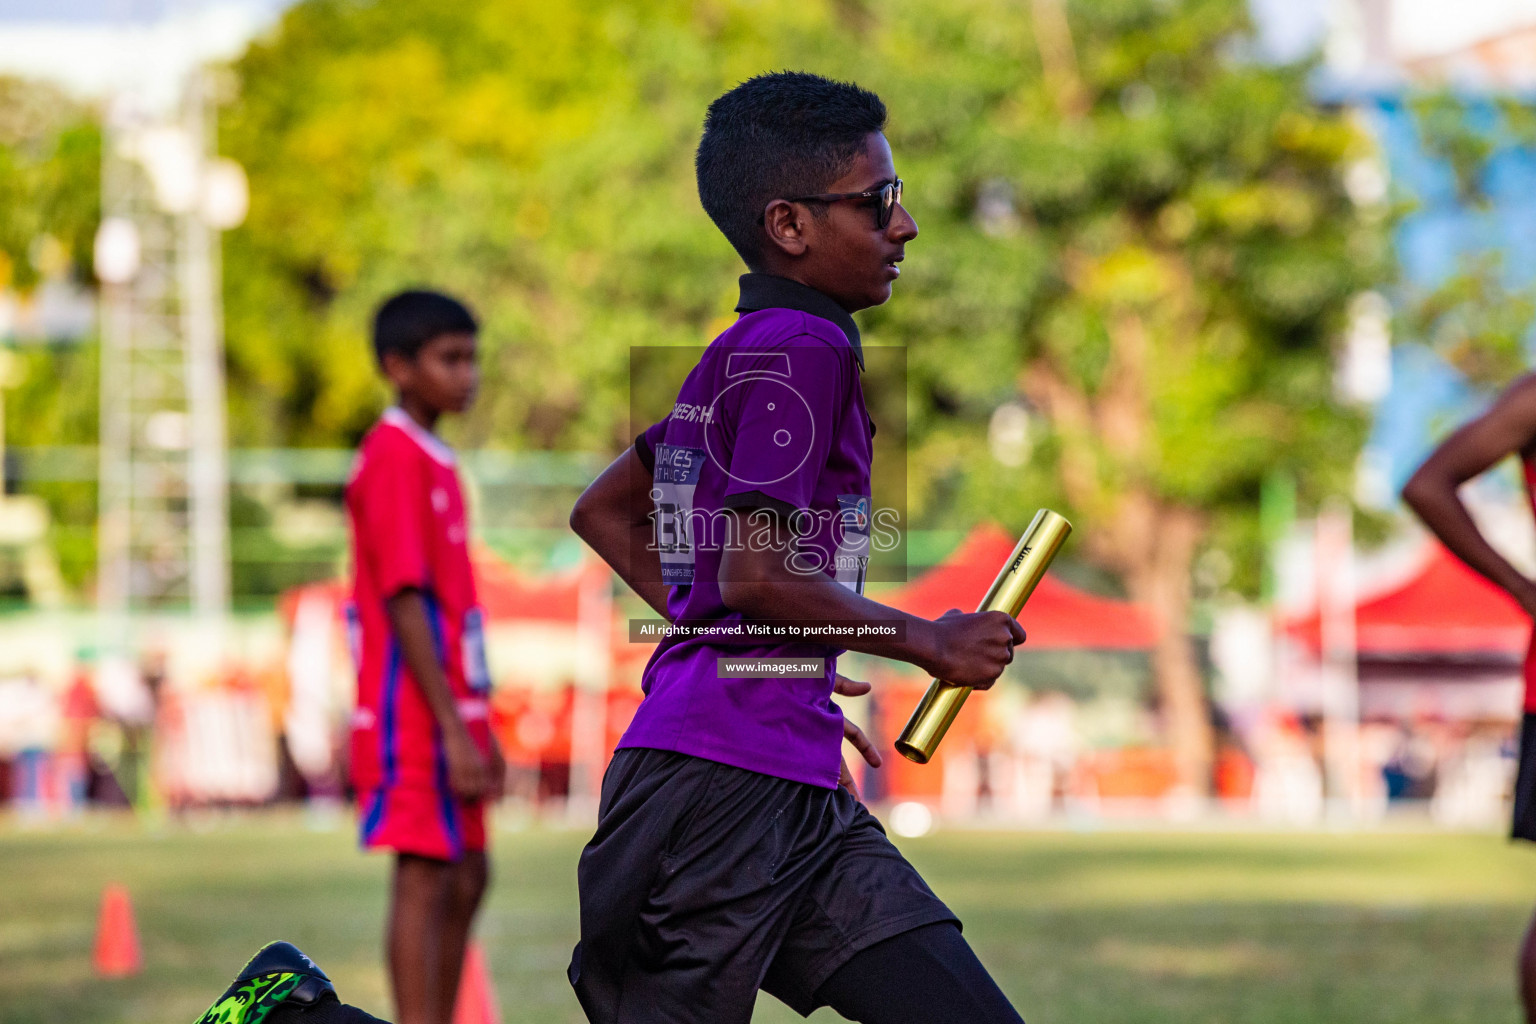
[761, 199, 810, 259]
[380, 350, 415, 390]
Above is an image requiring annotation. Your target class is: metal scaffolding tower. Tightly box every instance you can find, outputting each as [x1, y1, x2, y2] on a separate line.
[96, 69, 233, 633]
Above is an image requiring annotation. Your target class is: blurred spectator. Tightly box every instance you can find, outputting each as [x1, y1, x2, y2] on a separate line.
[1253, 712, 1324, 825]
[1003, 691, 1079, 821]
[1358, 719, 1399, 819]
[120, 651, 166, 810]
[1433, 724, 1509, 828]
[1213, 740, 1256, 806]
[155, 665, 279, 810]
[1383, 720, 1440, 801]
[57, 664, 98, 814]
[490, 683, 574, 808]
[282, 588, 344, 801]
[0, 673, 59, 816]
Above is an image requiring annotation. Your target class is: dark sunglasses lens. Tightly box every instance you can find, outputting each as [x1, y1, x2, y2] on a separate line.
[878, 181, 901, 229]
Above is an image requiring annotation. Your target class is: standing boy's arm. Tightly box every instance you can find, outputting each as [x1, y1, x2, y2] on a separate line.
[1403, 373, 1536, 617]
[570, 446, 672, 619]
[718, 510, 1024, 688]
[385, 588, 489, 800]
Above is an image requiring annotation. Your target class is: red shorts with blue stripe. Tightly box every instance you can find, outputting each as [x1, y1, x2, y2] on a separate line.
[359, 782, 487, 862]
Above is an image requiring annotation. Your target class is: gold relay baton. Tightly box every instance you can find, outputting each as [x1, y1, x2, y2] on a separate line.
[894, 510, 1073, 764]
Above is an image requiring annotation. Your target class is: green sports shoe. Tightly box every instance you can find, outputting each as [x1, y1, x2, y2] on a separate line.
[194, 942, 386, 1024]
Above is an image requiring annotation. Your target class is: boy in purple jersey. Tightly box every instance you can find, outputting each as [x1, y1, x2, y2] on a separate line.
[566, 73, 1028, 1024]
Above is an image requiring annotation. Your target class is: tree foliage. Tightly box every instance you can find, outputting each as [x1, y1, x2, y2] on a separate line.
[0, 1, 1391, 754]
[216, 0, 1388, 785]
[1399, 91, 1536, 390]
[0, 79, 102, 590]
[220, 0, 1379, 528]
[0, 76, 101, 456]
[0, 77, 99, 297]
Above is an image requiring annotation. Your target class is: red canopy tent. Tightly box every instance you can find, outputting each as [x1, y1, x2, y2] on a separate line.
[471, 548, 598, 623]
[1284, 542, 1529, 659]
[882, 524, 1156, 649]
[869, 524, 1157, 803]
[279, 546, 597, 628]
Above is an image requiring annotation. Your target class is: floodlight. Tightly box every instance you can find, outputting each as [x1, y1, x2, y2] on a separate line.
[94, 218, 142, 284]
[134, 126, 200, 214]
[988, 401, 1033, 468]
[202, 158, 249, 230]
[145, 410, 190, 450]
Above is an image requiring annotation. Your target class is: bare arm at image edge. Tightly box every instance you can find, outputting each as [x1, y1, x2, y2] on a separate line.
[1402, 373, 1536, 617]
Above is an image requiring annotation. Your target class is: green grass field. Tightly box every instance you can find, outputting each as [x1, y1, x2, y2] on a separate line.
[2, 814, 1534, 1023]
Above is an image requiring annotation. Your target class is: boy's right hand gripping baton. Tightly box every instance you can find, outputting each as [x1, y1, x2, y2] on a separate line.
[894, 509, 1072, 765]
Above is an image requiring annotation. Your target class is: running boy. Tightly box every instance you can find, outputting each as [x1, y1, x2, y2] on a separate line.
[346, 290, 505, 1024]
[1403, 373, 1536, 1023]
[566, 72, 1028, 1024]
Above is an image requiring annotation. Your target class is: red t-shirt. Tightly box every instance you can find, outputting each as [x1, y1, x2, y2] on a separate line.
[345, 408, 492, 792]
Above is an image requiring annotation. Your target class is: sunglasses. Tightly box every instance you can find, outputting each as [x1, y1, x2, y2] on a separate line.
[774, 178, 905, 230]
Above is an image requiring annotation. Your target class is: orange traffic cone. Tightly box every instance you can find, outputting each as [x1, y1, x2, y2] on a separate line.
[92, 884, 142, 978]
[451, 940, 501, 1024]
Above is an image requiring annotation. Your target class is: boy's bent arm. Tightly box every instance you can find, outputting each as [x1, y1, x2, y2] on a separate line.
[717, 509, 1024, 689]
[1402, 373, 1536, 617]
[385, 588, 488, 799]
[570, 446, 672, 619]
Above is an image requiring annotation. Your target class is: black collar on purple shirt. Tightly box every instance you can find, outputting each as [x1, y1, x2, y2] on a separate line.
[734, 273, 864, 371]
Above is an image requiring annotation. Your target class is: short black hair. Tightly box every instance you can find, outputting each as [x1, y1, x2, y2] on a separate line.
[372, 289, 478, 366]
[696, 71, 887, 267]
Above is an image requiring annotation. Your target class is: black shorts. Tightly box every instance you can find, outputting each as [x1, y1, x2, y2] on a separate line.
[1514, 713, 1536, 842]
[567, 747, 958, 1024]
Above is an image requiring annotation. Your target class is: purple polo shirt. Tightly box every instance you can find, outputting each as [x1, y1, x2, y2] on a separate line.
[619, 274, 875, 788]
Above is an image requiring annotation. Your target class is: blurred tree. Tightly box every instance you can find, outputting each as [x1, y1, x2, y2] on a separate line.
[220, 0, 744, 450]
[1398, 91, 1536, 390]
[1398, 252, 1534, 389]
[0, 78, 101, 590]
[0, 77, 100, 297]
[0, 75, 101, 460]
[875, 0, 1388, 791]
[221, 0, 1388, 787]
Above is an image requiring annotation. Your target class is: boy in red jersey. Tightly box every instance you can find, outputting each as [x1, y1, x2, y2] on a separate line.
[1403, 372, 1536, 1023]
[346, 290, 504, 1024]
